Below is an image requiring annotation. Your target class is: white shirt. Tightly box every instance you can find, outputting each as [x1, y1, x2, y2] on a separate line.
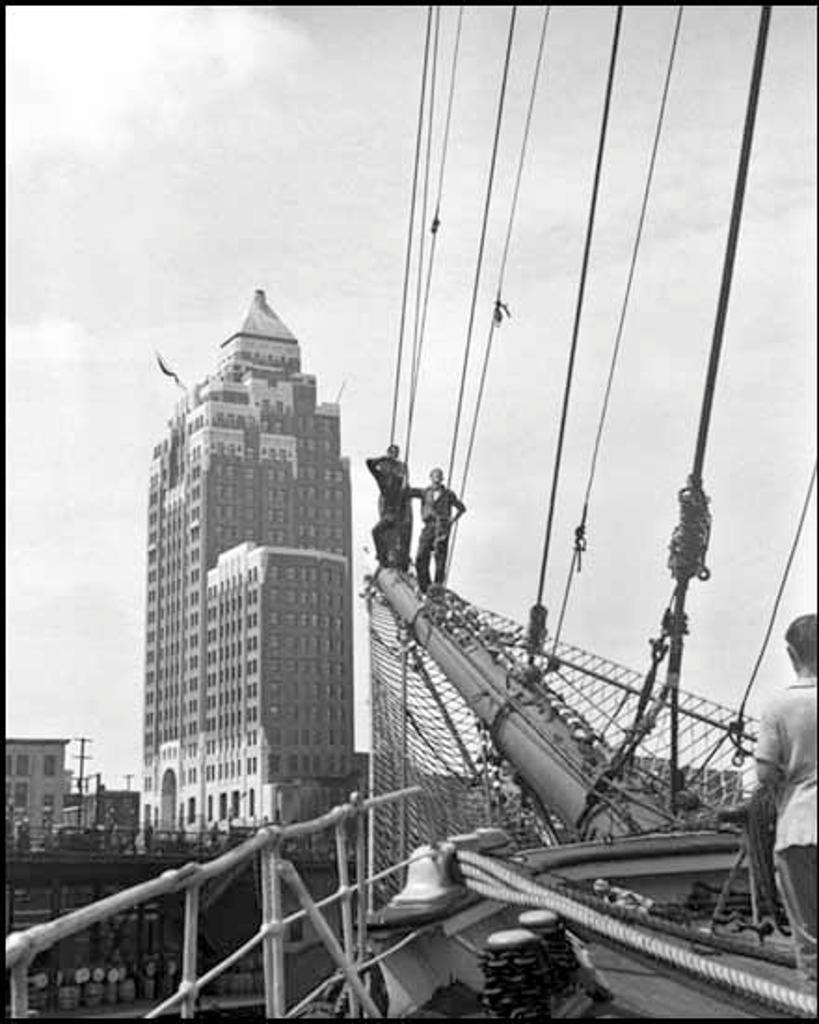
[755, 677, 817, 852]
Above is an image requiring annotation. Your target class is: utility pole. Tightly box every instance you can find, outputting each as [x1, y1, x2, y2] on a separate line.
[72, 738, 93, 828]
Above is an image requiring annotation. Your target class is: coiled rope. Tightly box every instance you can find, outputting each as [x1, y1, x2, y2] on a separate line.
[458, 849, 816, 1018]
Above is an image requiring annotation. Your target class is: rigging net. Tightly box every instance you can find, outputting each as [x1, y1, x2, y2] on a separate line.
[368, 576, 757, 886]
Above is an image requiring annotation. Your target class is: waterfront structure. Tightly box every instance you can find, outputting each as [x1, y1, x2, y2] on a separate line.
[142, 292, 355, 830]
[5, 738, 70, 829]
[62, 788, 141, 831]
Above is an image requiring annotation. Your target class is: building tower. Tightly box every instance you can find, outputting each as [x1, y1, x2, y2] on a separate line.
[143, 291, 355, 830]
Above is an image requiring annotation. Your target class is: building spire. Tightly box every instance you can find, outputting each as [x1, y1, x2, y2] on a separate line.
[239, 289, 297, 343]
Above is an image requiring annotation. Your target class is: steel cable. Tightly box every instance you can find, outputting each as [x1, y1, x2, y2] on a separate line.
[446, 6, 552, 572]
[405, 7, 465, 462]
[533, 6, 623, 613]
[389, 6, 434, 446]
[446, 6, 518, 487]
[551, 6, 684, 650]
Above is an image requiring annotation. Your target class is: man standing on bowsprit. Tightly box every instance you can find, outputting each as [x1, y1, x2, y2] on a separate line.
[411, 468, 466, 593]
[366, 444, 410, 569]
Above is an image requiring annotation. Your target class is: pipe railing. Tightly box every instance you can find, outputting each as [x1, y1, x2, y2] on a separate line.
[6, 786, 421, 1020]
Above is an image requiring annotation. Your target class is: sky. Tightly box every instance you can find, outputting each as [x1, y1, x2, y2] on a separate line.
[6, 6, 816, 792]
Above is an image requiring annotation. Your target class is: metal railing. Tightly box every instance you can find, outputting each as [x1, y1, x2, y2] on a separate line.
[5, 786, 421, 1020]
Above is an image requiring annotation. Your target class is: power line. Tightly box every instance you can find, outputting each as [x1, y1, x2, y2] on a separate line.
[72, 737, 93, 829]
[446, 6, 518, 487]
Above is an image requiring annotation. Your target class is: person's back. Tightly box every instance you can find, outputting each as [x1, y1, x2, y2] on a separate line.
[756, 612, 817, 992]
[759, 682, 816, 851]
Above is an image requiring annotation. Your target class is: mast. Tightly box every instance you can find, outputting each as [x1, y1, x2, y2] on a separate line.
[667, 6, 771, 813]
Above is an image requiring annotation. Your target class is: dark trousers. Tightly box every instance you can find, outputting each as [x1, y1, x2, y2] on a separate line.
[372, 513, 398, 564]
[416, 522, 450, 592]
[373, 510, 412, 571]
[776, 845, 817, 988]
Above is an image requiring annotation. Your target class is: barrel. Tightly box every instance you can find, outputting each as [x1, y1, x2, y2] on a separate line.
[104, 981, 119, 1004]
[83, 981, 104, 1007]
[118, 978, 136, 1003]
[57, 986, 81, 1011]
[141, 977, 156, 1001]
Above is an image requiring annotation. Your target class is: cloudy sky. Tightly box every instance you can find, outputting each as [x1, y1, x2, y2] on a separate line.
[7, 6, 816, 791]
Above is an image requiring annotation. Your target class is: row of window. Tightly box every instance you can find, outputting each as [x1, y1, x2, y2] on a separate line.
[6, 754, 59, 778]
[6, 782, 58, 810]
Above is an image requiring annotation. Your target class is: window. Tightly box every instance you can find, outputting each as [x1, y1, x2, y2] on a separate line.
[187, 797, 196, 824]
[207, 795, 214, 822]
[42, 793, 55, 811]
[13, 782, 28, 808]
[16, 755, 29, 777]
[43, 754, 58, 777]
[219, 793, 228, 820]
[231, 790, 240, 818]
[248, 789, 255, 818]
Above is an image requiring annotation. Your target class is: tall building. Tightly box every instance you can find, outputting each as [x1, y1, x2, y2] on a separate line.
[142, 291, 355, 830]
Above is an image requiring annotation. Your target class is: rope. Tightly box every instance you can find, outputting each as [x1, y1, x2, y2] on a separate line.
[445, 6, 518, 487]
[389, 6, 434, 446]
[729, 460, 817, 761]
[665, 5, 771, 812]
[551, 6, 684, 650]
[446, 6, 552, 572]
[404, 6, 465, 462]
[690, 5, 771, 487]
[458, 850, 816, 1018]
[405, 6, 440, 463]
[533, 6, 623, 613]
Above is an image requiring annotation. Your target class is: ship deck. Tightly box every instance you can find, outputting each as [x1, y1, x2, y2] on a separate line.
[409, 934, 804, 1019]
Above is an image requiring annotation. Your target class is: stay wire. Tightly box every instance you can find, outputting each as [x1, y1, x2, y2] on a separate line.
[446, 6, 518, 487]
[691, 4, 770, 488]
[405, 6, 465, 463]
[447, 6, 552, 571]
[738, 460, 817, 720]
[551, 6, 683, 650]
[405, 7, 456, 463]
[389, 6, 434, 447]
[534, 6, 623, 610]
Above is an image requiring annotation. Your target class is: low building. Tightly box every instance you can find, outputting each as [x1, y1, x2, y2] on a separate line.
[62, 788, 141, 831]
[5, 738, 70, 829]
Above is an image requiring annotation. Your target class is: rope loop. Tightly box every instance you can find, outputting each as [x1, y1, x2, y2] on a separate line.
[668, 477, 712, 583]
[573, 521, 588, 572]
[726, 716, 753, 767]
[493, 297, 511, 325]
[526, 603, 548, 663]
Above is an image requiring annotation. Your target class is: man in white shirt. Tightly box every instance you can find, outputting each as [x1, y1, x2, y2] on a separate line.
[755, 613, 816, 991]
